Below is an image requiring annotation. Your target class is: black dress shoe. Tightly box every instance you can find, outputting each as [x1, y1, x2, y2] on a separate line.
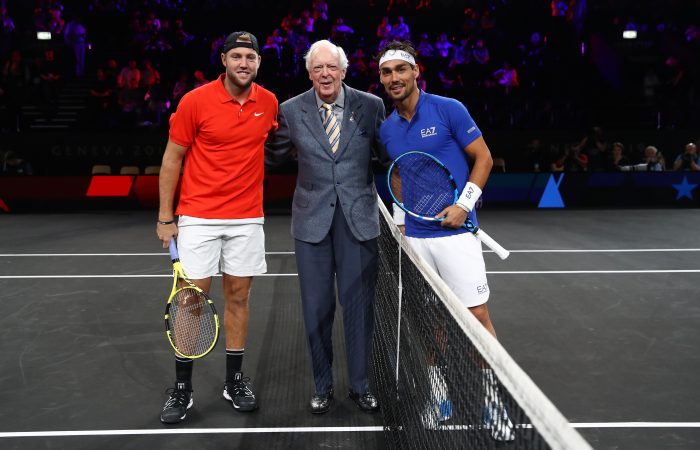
[310, 388, 334, 414]
[348, 390, 379, 412]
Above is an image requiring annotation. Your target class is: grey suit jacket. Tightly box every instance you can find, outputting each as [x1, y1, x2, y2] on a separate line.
[266, 84, 386, 243]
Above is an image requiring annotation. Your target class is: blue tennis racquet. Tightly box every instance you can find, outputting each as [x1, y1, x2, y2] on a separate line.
[387, 151, 510, 260]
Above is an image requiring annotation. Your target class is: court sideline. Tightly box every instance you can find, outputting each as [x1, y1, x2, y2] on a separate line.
[0, 208, 698, 449]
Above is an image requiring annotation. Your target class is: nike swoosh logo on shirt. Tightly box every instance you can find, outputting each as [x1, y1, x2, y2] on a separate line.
[254, 112, 264, 117]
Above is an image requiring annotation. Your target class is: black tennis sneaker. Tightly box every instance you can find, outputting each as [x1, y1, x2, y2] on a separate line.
[160, 382, 193, 424]
[223, 372, 258, 412]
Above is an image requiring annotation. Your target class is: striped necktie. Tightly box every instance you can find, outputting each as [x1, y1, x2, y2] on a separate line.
[322, 103, 340, 153]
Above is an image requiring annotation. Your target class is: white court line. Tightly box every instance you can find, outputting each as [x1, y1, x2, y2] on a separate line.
[487, 270, 700, 274]
[494, 249, 700, 253]
[0, 252, 295, 257]
[2, 269, 700, 279]
[2, 423, 700, 438]
[1, 249, 700, 257]
[0, 274, 299, 279]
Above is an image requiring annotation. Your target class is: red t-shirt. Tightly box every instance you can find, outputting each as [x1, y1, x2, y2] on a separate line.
[169, 75, 278, 219]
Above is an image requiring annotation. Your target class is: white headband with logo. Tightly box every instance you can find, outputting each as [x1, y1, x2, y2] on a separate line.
[379, 49, 416, 67]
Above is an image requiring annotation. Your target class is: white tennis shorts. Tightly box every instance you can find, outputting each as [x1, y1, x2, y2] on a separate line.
[176, 219, 267, 279]
[405, 232, 489, 308]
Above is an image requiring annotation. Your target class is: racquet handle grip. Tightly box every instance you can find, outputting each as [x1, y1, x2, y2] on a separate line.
[474, 228, 510, 260]
[168, 237, 180, 261]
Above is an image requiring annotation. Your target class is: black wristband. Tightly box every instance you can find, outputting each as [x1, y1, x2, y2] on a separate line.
[158, 219, 175, 225]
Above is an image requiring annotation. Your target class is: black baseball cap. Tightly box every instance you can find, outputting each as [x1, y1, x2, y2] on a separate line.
[223, 31, 260, 54]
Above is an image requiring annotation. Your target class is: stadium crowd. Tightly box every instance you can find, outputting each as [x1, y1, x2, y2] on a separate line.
[1, 0, 698, 173]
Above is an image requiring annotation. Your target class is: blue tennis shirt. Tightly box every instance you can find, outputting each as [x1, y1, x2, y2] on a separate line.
[380, 91, 482, 238]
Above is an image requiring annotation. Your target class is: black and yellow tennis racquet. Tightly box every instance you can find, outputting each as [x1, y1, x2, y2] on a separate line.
[164, 238, 220, 359]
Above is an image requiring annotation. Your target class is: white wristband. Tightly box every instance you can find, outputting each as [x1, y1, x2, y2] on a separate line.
[392, 203, 406, 226]
[456, 181, 482, 213]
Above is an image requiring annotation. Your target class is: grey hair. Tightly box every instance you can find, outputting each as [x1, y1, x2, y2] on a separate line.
[304, 40, 349, 73]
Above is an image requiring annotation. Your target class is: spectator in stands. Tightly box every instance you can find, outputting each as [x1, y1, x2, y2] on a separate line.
[0, 5, 15, 35]
[38, 49, 62, 106]
[606, 141, 631, 171]
[140, 58, 161, 89]
[449, 37, 471, 68]
[1, 150, 33, 175]
[298, 9, 314, 36]
[376, 16, 391, 41]
[1, 50, 29, 132]
[193, 69, 208, 89]
[493, 61, 519, 95]
[262, 35, 281, 61]
[311, 0, 329, 36]
[330, 17, 354, 46]
[348, 48, 368, 78]
[415, 32, 436, 60]
[209, 33, 226, 67]
[471, 38, 491, 82]
[118, 59, 140, 89]
[437, 65, 463, 96]
[621, 145, 666, 172]
[472, 38, 491, 66]
[47, 4, 65, 36]
[434, 32, 452, 60]
[641, 145, 665, 171]
[88, 67, 116, 129]
[642, 66, 660, 107]
[462, 7, 479, 34]
[64, 14, 87, 77]
[32, 6, 47, 32]
[171, 70, 190, 108]
[560, 142, 588, 172]
[117, 77, 143, 127]
[172, 18, 193, 46]
[143, 81, 169, 127]
[389, 16, 410, 41]
[518, 137, 549, 172]
[672, 142, 700, 171]
[0, 4, 16, 60]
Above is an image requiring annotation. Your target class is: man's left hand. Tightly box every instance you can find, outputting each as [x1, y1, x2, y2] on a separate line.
[436, 205, 468, 228]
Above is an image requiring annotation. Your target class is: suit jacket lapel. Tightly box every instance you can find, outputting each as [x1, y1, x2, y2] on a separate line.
[300, 89, 335, 157]
[335, 85, 362, 158]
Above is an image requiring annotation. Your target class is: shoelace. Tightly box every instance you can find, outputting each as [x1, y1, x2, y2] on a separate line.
[229, 377, 254, 396]
[360, 393, 374, 403]
[164, 388, 190, 408]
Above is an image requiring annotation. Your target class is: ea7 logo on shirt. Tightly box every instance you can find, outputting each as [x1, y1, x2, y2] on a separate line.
[420, 127, 437, 138]
[476, 283, 489, 295]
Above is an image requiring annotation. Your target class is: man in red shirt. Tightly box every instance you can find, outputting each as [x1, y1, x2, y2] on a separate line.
[156, 31, 278, 424]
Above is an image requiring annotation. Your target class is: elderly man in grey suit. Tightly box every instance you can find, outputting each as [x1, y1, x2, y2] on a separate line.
[266, 39, 385, 414]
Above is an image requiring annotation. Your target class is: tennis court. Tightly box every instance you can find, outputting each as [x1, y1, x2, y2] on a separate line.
[1, 207, 699, 449]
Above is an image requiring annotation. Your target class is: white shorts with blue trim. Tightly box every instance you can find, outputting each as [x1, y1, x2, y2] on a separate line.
[405, 232, 489, 308]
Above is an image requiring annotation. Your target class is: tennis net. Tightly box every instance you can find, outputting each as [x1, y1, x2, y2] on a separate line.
[370, 199, 591, 450]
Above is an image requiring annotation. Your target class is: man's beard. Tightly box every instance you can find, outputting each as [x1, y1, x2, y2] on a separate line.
[227, 70, 256, 89]
[388, 83, 412, 102]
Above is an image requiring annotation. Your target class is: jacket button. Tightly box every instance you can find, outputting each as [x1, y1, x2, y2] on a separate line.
[330, 203, 335, 207]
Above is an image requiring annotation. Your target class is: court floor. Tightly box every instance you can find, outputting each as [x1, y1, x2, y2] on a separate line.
[1, 208, 699, 449]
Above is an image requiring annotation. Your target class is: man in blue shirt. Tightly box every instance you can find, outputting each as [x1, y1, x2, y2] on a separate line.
[376, 40, 514, 441]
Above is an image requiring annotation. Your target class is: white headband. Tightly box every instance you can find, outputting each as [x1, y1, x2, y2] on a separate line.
[379, 49, 416, 67]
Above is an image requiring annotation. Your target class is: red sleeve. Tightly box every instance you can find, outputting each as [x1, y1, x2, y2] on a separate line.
[168, 91, 197, 148]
